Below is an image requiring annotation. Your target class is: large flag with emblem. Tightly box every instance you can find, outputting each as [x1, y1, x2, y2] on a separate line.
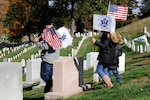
[107, 4, 128, 21]
[93, 14, 116, 32]
[57, 26, 73, 48]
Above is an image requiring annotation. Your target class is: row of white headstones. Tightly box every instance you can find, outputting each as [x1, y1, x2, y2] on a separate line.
[0, 43, 41, 62]
[124, 37, 150, 53]
[0, 31, 97, 62]
[1, 29, 149, 63]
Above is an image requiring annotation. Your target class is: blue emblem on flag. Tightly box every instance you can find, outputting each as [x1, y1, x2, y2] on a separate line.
[93, 14, 116, 32]
[100, 18, 108, 28]
[61, 34, 66, 41]
[137, 38, 145, 41]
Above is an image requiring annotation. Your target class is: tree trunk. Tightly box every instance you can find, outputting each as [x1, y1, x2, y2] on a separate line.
[70, 18, 75, 37]
[70, 0, 75, 37]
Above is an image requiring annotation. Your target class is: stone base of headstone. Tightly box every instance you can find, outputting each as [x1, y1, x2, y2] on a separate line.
[44, 57, 82, 99]
[45, 89, 81, 100]
[23, 82, 34, 88]
[32, 79, 46, 90]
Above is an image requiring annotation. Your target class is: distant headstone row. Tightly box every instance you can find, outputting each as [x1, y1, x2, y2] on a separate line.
[123, 26, 150, 53]
[75, 31, 99, 38]
[0, 43, 29, 59]
[124, 37, 150, 53]
[1, 43, 41, 62]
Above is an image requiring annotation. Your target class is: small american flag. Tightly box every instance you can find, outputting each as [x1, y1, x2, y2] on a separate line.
[41, 27, 62, 50]
[108, 4, 128, 21]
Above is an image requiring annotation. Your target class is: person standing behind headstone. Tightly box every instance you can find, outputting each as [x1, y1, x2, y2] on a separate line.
[34, 18, 61, 93]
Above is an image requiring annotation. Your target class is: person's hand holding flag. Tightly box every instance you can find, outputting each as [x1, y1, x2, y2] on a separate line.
[92, 37, 96, 44]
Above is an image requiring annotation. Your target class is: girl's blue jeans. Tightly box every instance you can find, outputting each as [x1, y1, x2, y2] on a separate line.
[96, 63, 109, 78]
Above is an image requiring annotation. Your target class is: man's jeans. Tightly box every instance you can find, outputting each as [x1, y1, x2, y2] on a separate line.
[41, 61, 53, 82]
[109, 68, 122, 83]
[96, 63, 109, 78]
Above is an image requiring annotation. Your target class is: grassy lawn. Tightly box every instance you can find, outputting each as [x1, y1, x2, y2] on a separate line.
[64, 45, 150, 100]
[23, 45, 150, 100]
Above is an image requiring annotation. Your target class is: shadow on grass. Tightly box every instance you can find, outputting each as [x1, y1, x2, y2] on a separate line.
[23, 86, 33, 91]
[133, 55, 150, 59]
[86, 82, 103, 91]
[23, 97, 44, 100]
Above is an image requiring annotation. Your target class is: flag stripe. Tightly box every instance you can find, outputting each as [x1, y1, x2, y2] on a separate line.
[42, 28, 62, 50]
[108, 4, 128, 21]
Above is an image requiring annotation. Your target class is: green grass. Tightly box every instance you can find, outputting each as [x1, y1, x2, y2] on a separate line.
[23, 88, 44, 100]
[77, 36, 99, 60]
[64, 47, 150, 100]
[23, 45, 150, 100]
[116, 17, 150, 38]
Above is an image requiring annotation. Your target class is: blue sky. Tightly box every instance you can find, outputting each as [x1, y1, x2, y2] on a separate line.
[132, 0, 143, 14]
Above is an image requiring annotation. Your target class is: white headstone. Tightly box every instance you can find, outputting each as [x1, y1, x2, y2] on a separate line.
[146, 45, 150, 52]
[0, 62, 22, 100]
[86, 52, 99, 70]
[131, 41, 135, 51]
[25, 58, 42, 83]
[31, 54, 34, 60]
[127, 41, 131, 48]
[118, 53, 125, 74]
[139, 45, 143, 53]
[93, 60, 99, 82]
[83, 60, 87, 70]
[8, 58, 11, 62]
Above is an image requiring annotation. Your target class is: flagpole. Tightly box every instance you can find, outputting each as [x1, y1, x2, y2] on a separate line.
[107, 1, 111, 15]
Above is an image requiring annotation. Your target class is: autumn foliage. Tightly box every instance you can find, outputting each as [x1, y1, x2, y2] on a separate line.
[0, 0, 9, 39]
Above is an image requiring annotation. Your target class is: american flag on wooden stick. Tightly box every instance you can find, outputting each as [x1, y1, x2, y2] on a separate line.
[107, 4, 128, 21]
[41, 27, 62, 50]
